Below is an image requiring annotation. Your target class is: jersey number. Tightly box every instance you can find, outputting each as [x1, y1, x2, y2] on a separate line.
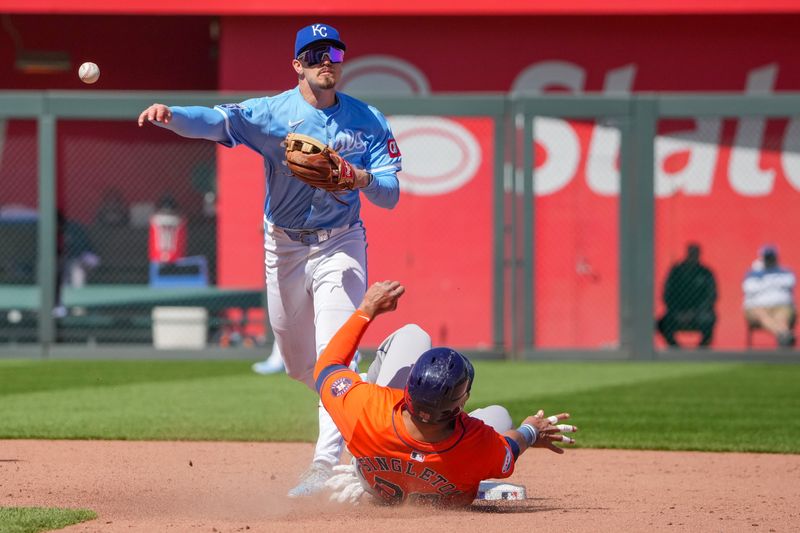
[373, 476, 404, 504]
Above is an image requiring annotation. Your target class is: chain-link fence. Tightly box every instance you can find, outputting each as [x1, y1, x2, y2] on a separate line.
[507, 98, 633, 357]
[2, 92, 799, 359]
[532, 117, 621, 350]
[50, 119, 235, 345]
[508, 96, 800, 359]
[368, 114, 500, 349]
[654, 115, 799, 351]
[0, 119, 38, 343]
[0, 93, 508, 357]
[0, 96, 269, 352]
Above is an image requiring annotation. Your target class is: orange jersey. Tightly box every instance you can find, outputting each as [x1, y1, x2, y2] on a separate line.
[315, 311, 516, 506]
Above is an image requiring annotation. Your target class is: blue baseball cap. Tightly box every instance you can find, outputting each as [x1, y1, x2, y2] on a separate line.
[760, 244, 778, 258]
[294, 23, 346, 58]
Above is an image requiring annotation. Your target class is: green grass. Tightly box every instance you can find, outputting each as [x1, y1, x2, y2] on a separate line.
[0, 507, 96, 533]
[0, 360, 319, 441]
[1, 359, 799, 453]
[483, 362, 800, 453]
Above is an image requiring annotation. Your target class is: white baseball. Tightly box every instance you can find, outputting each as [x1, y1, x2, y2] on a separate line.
[78, 62, 100, 84]
[7, 309, 22, 324]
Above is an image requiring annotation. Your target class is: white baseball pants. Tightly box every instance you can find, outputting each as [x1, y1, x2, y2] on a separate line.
[264, 221, 367, 466]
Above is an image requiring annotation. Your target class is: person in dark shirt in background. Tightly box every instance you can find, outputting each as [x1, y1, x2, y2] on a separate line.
[656, 243, 718, 348]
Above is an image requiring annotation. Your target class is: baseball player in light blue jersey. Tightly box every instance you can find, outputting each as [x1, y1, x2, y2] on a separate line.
[138, 22, 401, 497]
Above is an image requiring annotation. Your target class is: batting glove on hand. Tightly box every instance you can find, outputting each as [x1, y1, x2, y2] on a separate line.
[325, 464, 370, 505]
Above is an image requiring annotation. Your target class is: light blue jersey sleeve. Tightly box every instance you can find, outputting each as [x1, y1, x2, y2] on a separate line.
[153, 106, 229, 143]
[213, 98, 273, 153]
[359, 106, 401, 209]
[153, 101, 271, 152]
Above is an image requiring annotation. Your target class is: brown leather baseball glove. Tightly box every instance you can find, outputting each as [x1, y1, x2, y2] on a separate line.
[284, 133, 356, 191]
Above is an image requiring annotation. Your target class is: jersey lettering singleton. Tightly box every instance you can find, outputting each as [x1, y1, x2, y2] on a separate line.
[356, 456, 463, 497]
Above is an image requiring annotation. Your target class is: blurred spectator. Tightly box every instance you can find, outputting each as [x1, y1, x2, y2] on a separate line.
[656, 243, 718, 348]
[148, 195, 186, 263]
[95, 188, 129, 227]
[55, 211, 100, 317]
[743, 245, 796, 347]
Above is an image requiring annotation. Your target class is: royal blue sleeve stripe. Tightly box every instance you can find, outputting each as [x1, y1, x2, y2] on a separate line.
[315, 364, 350, 394]
[213, 107, 236, 147]
[504, 436, 520, 461]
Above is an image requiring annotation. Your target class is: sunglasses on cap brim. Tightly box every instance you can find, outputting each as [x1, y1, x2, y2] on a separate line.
[298, 45, 345, 66]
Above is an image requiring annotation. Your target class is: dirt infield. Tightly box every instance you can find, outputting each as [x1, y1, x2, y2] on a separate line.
[1, 440, 798, 533]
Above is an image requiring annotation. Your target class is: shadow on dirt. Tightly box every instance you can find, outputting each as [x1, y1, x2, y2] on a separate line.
[470, 498, 611, 514]
[470, 499, 558, 514]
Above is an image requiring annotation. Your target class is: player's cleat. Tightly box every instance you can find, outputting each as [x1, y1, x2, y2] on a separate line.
[251, 357, 285, 375]
[287, 461, 334, 498]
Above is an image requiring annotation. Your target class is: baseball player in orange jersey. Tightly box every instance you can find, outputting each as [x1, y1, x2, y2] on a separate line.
[314, 280, 577, 506]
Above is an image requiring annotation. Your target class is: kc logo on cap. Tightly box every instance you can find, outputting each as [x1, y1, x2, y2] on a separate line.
[295, 23, 347, 57]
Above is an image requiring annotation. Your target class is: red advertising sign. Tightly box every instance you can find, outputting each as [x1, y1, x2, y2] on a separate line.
[217, 15, 800, 349]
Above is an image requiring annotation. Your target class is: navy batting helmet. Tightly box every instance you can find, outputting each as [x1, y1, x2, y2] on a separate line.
[403, 348, 475, 424]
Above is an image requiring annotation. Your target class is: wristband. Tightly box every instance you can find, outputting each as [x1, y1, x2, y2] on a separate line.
[517, 423, 539, 446]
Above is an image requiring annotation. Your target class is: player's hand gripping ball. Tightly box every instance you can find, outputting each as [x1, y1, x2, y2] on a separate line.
[78, 62, 100, 84]
[284, 133, 356, 191]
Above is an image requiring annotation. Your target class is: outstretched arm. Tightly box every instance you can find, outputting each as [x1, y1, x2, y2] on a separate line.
[138, 104, 229, 143]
